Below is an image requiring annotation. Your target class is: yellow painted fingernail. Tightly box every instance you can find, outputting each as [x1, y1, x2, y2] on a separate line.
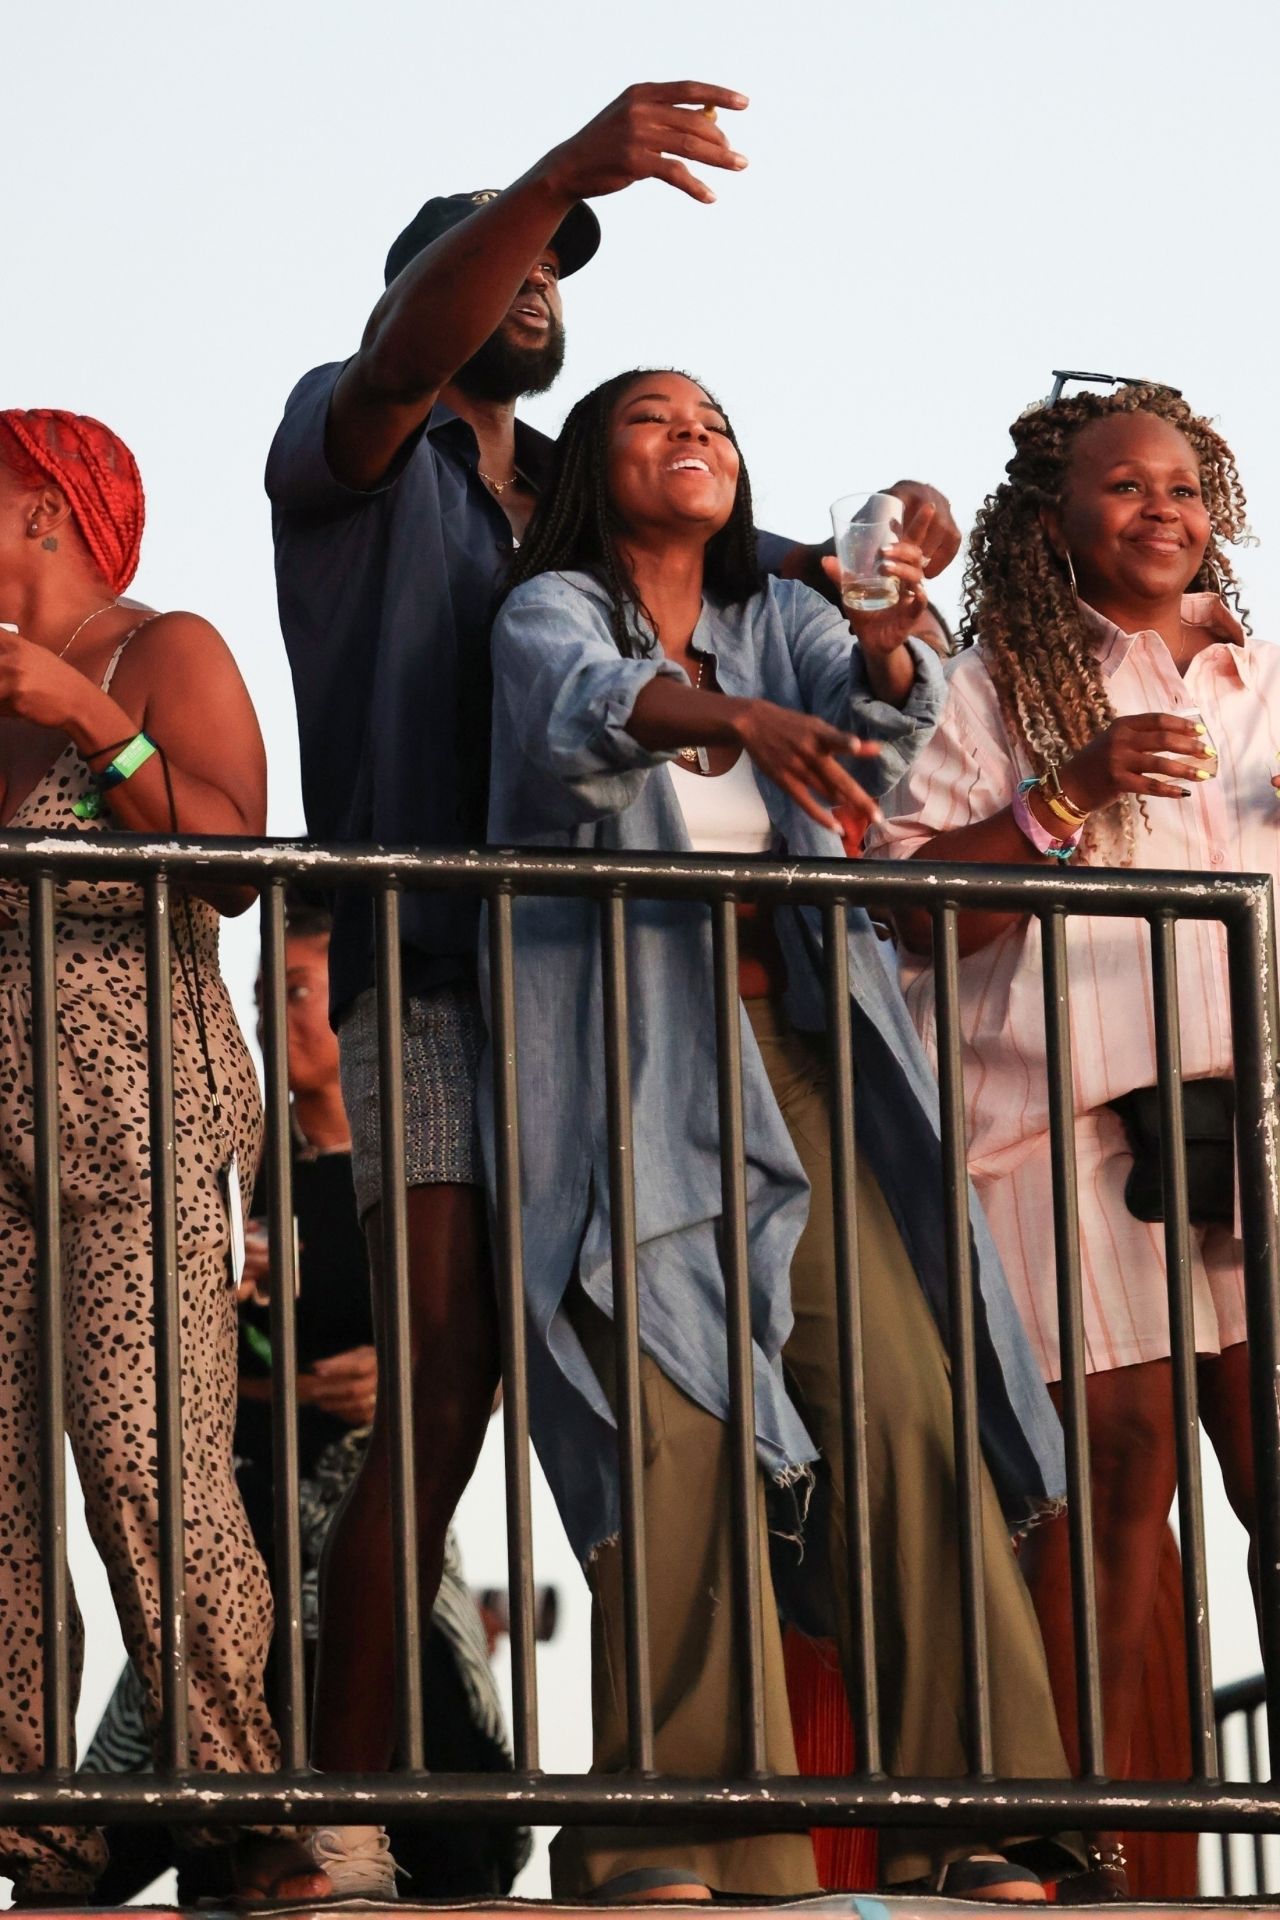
[1196, 768, 1211, 780]
[1194, 722, 1207, 733]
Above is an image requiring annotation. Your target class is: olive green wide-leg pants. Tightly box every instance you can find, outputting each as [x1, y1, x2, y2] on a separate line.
[551, 999, 1072, 1896]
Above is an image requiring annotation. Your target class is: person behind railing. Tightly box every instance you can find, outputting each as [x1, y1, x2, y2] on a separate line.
[265, 82, 959, 1892]
[0, 409, 332, 1904]
[79, 891, 531, 1903]
[867, 379, 1264, 1887]
[481, 368, 1087, 1903]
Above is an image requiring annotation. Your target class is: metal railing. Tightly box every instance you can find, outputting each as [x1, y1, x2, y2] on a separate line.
[2, 825, 1279, 1860]
[1211, 1674, 1274, 1896]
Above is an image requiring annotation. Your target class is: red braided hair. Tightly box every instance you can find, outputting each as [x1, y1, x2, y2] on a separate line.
[0, 409, 145, 593]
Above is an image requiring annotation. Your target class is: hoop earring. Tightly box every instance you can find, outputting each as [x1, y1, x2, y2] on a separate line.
[1063, 550, 1079, 607]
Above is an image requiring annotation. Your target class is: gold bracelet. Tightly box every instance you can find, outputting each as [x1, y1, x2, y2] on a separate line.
[1041, 765, 1090, 826]
[1041, 785, 1088, 828]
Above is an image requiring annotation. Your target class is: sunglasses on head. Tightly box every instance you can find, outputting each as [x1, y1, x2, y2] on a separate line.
[1044, 368, 1183, 408]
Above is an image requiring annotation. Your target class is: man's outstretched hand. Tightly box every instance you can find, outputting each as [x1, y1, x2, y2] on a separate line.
[537, 81, 749, 207]
[886, 481, 961, 578]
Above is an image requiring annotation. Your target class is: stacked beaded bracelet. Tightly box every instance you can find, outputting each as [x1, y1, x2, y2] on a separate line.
[1012, 776, 1084, 862]
[71, 732, 158, 820]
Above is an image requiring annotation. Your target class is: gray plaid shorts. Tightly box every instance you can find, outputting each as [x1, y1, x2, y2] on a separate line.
[338, 982, 485, 1219]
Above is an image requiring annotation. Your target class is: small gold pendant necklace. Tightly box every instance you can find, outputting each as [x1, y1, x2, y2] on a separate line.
[676, 654, 711, 774]
[478, 467, 518, 497]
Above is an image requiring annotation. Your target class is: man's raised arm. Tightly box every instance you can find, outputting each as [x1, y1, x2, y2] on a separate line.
[327, 81, 749, 491]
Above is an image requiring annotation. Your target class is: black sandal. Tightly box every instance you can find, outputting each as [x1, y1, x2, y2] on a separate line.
[586, 1867, 714, 1903]
[1045, 1839, 1129, 1904]
[934, 1853, 1047, 1901]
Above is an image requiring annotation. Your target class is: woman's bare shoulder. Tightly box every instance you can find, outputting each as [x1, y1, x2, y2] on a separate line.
[109, 608, 242, 684]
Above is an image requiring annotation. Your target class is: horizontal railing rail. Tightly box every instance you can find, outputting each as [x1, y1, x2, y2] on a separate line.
[1, 826, 1277, 1854]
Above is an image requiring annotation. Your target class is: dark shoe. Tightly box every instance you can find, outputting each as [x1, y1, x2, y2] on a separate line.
[587, 1867, 714, 1903]
[1046, 1840, 1129, 1905]
[935, 1853, 1047, 1901]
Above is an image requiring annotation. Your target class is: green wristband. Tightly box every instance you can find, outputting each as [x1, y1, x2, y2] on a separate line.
[100, 732, 157, 787]
[71, 732, 158, 820]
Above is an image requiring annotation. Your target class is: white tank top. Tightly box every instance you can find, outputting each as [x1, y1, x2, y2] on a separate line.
[669, 752, 773, 855]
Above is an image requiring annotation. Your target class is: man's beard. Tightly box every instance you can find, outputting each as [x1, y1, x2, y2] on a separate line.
[454, 316, 566, 403]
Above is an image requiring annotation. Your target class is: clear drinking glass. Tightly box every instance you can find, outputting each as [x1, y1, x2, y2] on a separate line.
[1159, 702, 1219, 777]
[830, 491, 903, 613]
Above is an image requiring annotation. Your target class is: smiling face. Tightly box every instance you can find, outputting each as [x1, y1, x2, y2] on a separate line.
[1051, 410, 1212, 612]
[454, 249, 566, 403]
[606, 372, 741, 544]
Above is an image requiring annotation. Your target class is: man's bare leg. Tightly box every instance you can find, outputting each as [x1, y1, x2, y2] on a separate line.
[311, 1182, 500, 1771]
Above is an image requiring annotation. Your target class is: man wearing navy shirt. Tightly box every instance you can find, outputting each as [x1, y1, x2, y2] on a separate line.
[267, 78, 958, 1882]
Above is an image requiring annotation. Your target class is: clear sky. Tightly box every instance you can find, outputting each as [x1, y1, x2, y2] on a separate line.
[6, 0, 1277, 1896]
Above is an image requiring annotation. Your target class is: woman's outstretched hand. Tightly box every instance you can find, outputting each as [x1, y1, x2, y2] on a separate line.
[733, 700, 881, 831]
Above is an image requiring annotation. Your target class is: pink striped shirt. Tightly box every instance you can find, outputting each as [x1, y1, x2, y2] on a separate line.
[865, 594, 1276, 1375]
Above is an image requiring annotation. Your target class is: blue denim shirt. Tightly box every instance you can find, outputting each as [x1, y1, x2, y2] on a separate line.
[481, 570, 1066, 1564]
[267, 362, 802, 1021]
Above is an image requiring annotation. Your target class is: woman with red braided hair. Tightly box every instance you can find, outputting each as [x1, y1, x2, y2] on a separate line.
[0, 410, 336, 1903]
[868, 382, 1266, 1882]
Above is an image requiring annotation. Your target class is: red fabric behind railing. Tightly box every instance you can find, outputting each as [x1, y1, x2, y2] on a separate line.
[782, 1627, 878, 1890]
[783, 1524, 1200, 1897]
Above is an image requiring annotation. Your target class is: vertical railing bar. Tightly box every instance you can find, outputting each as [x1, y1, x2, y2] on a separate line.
[821, 901, 881, 1777]
[31, 872, 73, 1773]
[487, 887, 540, 1770]
[1040, 906, 1105, 1778]
[259, 881, 307, 1767]
[932, 903, 993, 1776]
[374, 884, 424, 1769]
[1247, 1709, 1266, 1889]
[145, 874, 189, 1772]
[711, 896, 767, 1776]
[1149, 912, 1217, 1779]
[1225, 890, 1280, 1774]
[1214, 1705, 1232, 1896]
[600, 893, 655, 1773]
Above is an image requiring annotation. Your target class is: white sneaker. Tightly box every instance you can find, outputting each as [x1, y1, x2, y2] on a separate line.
[290, 1825, 400, 1903]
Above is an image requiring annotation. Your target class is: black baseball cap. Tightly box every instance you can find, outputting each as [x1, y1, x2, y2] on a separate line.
[384, 189, 601, 288]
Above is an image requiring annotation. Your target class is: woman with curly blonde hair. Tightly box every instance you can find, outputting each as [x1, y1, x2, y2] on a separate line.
[867, 381, 1267, 1825]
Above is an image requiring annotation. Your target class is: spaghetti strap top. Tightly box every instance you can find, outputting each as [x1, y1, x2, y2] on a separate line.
[100, 613, 161, 694]
[0, 612, 218, 958]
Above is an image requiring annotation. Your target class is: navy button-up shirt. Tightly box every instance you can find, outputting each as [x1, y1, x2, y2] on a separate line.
[267, 365, 554, 1018]
[267, 360, 799, 1021]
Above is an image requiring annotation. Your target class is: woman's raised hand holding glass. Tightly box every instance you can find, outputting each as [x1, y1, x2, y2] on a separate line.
[824, 499, 936, 656]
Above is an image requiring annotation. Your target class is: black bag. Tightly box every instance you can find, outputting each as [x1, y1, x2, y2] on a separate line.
[1107, 1077, 1235, 1228]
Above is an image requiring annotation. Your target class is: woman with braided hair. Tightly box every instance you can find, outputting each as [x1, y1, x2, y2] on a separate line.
[869, 382, 1266, 1838]
[481, 368, 1083, 1903]
[0, 410, 341, 1904]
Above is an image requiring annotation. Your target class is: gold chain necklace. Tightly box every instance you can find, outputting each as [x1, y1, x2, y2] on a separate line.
[57, 599, 118, 660]
[676, 655, 711, 774]
[478, 467, 518, 497]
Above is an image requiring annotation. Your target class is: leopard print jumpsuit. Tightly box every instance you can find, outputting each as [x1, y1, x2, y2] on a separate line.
[0, 635, 277, 1895]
